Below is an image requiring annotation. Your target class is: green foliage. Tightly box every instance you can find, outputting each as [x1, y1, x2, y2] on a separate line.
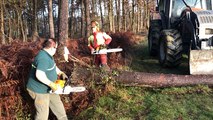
[15, 96, 32, 120]
[95, 69, 120, 85]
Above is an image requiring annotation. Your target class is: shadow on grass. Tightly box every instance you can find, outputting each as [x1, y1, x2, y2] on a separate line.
[130, 39, 189, 75]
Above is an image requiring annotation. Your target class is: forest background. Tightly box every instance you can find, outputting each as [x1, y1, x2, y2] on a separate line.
[0, 0, 154, 44]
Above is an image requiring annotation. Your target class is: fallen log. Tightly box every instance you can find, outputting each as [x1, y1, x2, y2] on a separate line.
[115, 71, 213, 87]
[71, 67, 213, 87]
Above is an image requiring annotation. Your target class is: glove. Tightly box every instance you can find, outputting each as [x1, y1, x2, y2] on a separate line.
[100, 44, 106, 48]
[49, 82, 59, 92]
[91, 48, 95, 54]
[95, 46, 100, 52]
[59, 72, 68, 80]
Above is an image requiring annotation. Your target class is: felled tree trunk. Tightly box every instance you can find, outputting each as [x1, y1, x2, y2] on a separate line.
[71, 67, 213, 88]
[115, 71, 213, 87]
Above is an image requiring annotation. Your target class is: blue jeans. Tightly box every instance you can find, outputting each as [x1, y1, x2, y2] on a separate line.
[27, 89, 68, 120]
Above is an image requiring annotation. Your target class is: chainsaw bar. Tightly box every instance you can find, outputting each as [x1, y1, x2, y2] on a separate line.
[92, 48, 123, 54]
[50, 86, 86, 94]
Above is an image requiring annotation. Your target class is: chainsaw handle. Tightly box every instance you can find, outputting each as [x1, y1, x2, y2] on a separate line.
[63, 76, 71, 92]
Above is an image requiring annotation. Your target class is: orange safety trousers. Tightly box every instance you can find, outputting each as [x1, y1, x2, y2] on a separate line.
[94, 54, 107, 66]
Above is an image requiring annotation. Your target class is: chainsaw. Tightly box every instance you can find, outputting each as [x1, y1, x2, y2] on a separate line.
[92, 48, 123, 54]
[49, 77, 86, 94]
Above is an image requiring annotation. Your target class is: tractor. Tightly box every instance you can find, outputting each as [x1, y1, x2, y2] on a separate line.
[148, 0, 213, 75]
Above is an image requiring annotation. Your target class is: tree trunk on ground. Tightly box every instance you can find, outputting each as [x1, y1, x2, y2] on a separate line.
[71, 67, 213, 88]
[115, 71, 213, 87]
[48, 0, 55, 38]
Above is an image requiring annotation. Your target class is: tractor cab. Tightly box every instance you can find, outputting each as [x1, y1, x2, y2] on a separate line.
[172, 0, 213, 17]
[158, 0, 213, 28]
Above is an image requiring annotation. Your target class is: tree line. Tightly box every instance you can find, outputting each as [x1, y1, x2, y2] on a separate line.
[0, 0, 155, 44]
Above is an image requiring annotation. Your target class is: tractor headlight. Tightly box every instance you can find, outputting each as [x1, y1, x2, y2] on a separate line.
[205, 28, 213, 35]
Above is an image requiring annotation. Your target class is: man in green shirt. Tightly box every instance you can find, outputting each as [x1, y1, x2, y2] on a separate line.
[27, 38, 68, 120]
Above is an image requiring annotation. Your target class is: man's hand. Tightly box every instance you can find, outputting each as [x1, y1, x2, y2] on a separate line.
[60, 72, 68, 80]
[49, 82, 59, 92]
[100, 44, 106, 48]
[91, 48, 95, 54]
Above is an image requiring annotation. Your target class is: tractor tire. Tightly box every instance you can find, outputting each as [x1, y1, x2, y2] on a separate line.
[148, 20, 162, 56]
[158, 29, 183, 67]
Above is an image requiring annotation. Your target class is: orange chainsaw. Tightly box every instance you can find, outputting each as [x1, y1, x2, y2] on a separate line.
[50, 77, 85, 94]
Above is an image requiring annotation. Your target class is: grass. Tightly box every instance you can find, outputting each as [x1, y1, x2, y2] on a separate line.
[143, 86, 213, 120]
[74, 36, 213, 120]
[76, 85, 213, 120]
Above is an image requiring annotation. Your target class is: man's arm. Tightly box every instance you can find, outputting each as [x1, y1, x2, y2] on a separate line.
[103, 32, 112, 45]
[88, 36, 94, 49]
[36, 69, 53, 85]
[56, 66, 68, 80]
[56, 66, 63, 75]
[35, 58, 59, 91]
[88, 35, 95, 54]
[36, 69, 64, 91]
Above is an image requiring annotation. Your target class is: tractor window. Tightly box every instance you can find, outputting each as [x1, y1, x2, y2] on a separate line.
[186, 0, 202, 8]
[186, 0, 212, 10]
[171, 0, 210, 18]
[158, 0, 165, 12]
[171, 0, 185, 18]
[206, 0, 212, 10]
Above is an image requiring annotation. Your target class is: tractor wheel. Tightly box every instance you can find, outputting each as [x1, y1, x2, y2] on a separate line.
[148, 20, 162, 56]
[158, 29, 183, 67]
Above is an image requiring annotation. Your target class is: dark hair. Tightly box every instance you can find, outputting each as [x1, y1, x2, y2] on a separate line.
[42, 38, 57, 48]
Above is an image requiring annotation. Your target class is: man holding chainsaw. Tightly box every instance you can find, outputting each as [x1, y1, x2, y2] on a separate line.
[26, 38, 68, 120]
[88, 20, 112, 71]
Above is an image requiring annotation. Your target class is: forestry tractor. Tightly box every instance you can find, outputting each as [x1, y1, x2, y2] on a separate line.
[148, 0, 213, 75]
